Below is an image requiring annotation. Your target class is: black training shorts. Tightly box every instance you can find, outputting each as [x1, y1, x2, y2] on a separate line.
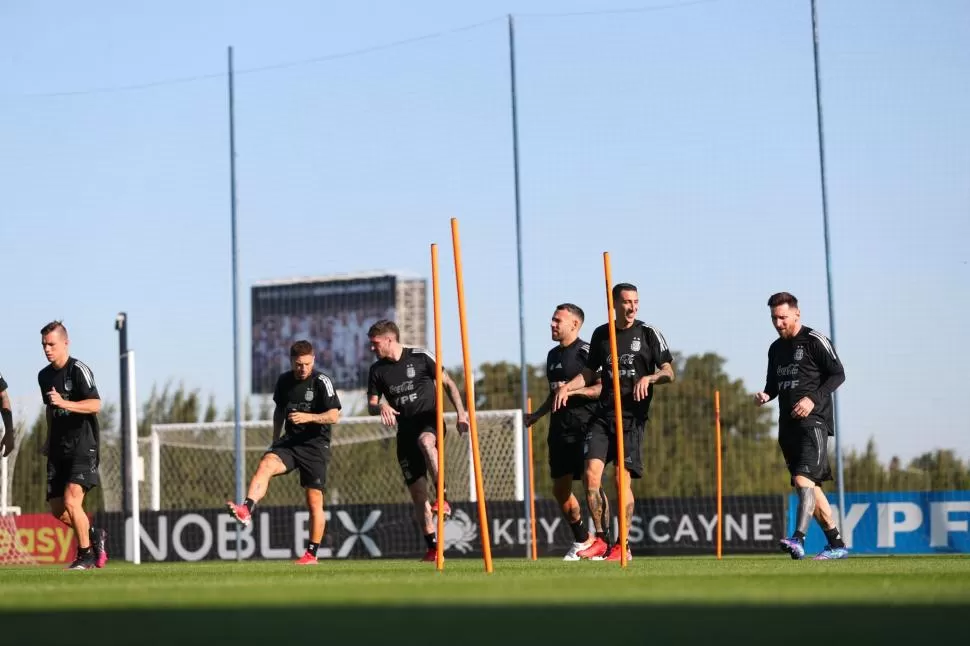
[584, 413, 645, 479]
[269, 433, 331, 490]
[779, 421, 832, 485]
[396, 412, 443, 486]
[548, 411, 589, 481]
[46, 428, 100, 501]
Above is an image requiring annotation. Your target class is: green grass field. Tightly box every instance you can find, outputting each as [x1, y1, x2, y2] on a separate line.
[2, 556, 969, 645]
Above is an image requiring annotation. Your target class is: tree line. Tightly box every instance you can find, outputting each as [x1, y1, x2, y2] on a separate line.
[7, 354, 968, 513]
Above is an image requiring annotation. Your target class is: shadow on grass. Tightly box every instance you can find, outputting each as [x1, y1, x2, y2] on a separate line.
[1, 604, 963, 645]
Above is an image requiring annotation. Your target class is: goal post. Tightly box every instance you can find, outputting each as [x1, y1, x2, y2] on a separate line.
[146, 410, 524, 512]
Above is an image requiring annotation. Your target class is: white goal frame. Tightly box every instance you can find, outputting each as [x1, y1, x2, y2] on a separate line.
[147, 409, 524, 512]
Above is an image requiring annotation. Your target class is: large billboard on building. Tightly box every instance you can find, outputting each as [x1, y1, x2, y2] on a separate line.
[251, 274, 397, 393]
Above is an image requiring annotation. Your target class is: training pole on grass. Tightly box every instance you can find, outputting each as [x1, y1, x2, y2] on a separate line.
[715, 389, 723, 560]
[450, 217, 494, 573]
[602, 252, 628, 568]
[431, 244, 447, 572]
[527, 397, 537, 560]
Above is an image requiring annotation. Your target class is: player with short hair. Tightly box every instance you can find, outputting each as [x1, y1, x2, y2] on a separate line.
[1, 371, 14, 458]
[38, 321, 108, 570]
[227, 340, 341, 565]
[366, 319, 469, 562]
[525, 303, 601, 560]
[755, 292, 849, 560]
[554, 283, 675, 561]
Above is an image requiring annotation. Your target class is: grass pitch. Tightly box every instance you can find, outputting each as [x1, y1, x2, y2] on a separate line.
[1, 556, 968, 645]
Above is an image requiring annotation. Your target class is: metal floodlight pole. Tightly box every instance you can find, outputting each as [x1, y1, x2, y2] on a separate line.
[809, 0, 845, 529]
[228, 46, 245, 560]
[508, 13, 532, 559]
[115, 313, 131, 518]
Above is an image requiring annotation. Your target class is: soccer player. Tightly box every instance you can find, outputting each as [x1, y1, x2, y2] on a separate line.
[366, 320, 469, 562]
[227, 340, 341, 565]
[37, 321, 108, 570]
[754, 292, 849, 560]
[554, 283, 674, 561]
[1, 370, 14, 458]
[524, 303, 601, 560]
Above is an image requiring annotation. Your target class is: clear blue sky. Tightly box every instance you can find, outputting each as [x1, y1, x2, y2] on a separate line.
[1, 0, 967, 463]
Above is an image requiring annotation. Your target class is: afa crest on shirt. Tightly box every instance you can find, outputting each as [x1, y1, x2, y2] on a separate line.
[630, 338, 641, 352]
[63, 377, 73, 393]
[406, 364, 416, 379]
[794, 347, 804, 361]
[304, 389, 315, 402]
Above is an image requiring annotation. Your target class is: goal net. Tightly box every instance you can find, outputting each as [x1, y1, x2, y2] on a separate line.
[143, 410, 523, 511]
[1, 446, 39, 566]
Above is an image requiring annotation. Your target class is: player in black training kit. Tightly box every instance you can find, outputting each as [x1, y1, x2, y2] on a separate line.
[755, 292, 849, 560]
[554, 283, 674, 561]
[227, 340, 341, 565]
[1, 370, 14, 458]
[37, 321, 108, 570]
[524, 304, 601, 560]
[366, 319, 469, 562]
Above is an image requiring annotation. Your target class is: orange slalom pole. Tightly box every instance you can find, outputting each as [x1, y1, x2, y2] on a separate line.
[527, 397, 537, 561]
[450, 218, 493, 573]
[603, 252, 628, 568]
[715, 389, 723, 560]
[431, 244, 446, 571]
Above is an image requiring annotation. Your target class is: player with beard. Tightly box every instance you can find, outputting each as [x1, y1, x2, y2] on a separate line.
[554, 284, 675, 561]
[754, 292, 848, 560]
[525, 303, 601, 560]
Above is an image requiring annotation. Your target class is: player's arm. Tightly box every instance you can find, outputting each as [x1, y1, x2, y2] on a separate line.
[308, 408, 341, 425]
[755, 347, 778, 405]
[525, 391, 554, 427]
[647, 326, 676, 382]
[48, 362, 102, 414]
[310, 374, 342, 425]
[552, 368, 596, 411]
[366, 364, 382, 416]
[49, 397, 101, 415]
[272, 405, 285, 443]
[41, 406, 52, 456]
[367, 396, 381, 416]
[1, 385, 14, 457]
[806, 333, 845, 406]
[574, 373, 603, 400]
[441, 370, 471, 434]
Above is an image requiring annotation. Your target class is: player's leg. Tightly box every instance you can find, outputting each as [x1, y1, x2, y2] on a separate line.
[408, 476, 438, 562]
[294, 440, 330, 564]
[415, 426, 449, 517]
[778, 425, 819, 560]
[47, 457, 71, 525]
[63, 483, 96, 570]
[549, 429, 592, 559]
[227, 450, 290, 526]
[811, 433, 848, 559]
[399, 431, 437, 561]
[578, 416, 611, 558]
[295, 488, 326, 565]
[77, 428, 109, 568]
[49, 498, 70, 525]
[604, 418, 642, 561]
